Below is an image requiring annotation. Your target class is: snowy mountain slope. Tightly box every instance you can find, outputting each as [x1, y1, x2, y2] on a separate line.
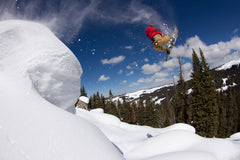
[0, 20, 123, 160]
[216, 59, 240, 71]
[112, 84, 173, 103]
[76, 108, 240, 160]
[125, 84, 173, 99]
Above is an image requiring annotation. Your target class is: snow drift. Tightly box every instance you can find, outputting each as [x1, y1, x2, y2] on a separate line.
[0, 20, 81, 111]
[0, 20, 123, 160]
[76, 108, 240, 160]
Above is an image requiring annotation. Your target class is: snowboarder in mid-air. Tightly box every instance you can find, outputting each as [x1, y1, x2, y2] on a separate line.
[145, 25, 178, 61]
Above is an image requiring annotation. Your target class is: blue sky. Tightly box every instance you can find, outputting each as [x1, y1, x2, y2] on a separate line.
[68, 0, 240, 97]
[1, 0, 240, 97]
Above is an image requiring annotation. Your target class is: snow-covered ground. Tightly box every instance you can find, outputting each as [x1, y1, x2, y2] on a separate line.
[0, 20, 240, 160]
[76, 108, 240, 160]
[216, 77, 237, 92]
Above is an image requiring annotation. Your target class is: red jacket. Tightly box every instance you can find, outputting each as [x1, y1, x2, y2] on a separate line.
[145, 26, 163, 42]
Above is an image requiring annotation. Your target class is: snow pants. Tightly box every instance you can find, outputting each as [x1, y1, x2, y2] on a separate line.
[152, 34, 170, 52]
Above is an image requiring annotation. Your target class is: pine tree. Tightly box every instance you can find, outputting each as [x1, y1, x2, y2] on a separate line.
[80, 85, 87, 97]
[227, 79, 239, 134]
[100, 94, 106, 110]
[225, 86, 238, 136]
[199, 48, 219, 137]
[165, 94, 176, 125]
[119, 97, 132, 123]
[145, 97, 159, 127]
[88, 96, 93, 109]
[105, 90, 119, 117]
[190, 49, 218, 137]
[105, 101, 119, 117]
[163, 103, 171, 127]
[131, 102, 137, 124]
[109, 90, 114, 99]
[217, 90, 227, 137]
[116, 99, 122, 119]
[90, 94, 97, 109]
[190, 49, 203, 135]
[164, 110, 170, 127]
[137, 97, 146, 125]
[236, 90, 240, 132]
[92, 92, 105, 109]
[176, 57, 191, 124]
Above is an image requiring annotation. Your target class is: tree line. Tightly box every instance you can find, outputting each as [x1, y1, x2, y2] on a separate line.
[84, 49, 240, 138]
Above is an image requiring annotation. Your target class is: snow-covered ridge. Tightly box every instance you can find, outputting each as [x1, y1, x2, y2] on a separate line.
[126, 84, 173, 99]
[113, 84, 173, 102]
[216, 59, 240, 71]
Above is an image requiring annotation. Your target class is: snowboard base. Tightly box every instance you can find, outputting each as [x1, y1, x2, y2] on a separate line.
[164, 27, 179, 61]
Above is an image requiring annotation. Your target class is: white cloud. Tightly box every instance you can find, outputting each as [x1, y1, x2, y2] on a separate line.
[132, 61, 138, 67]
[233, 27, 239, 34]
[127, 62, 138, 70]
[129, 78, 153, 87]
[98, 75, 110, 81]
[152, 71, 169, 79]
[141, 48, 147, 52]
[124, 46, 133, 50]
[126, 65, 132, 69]
[141, 63, 161, 74]
[126, 71, 134, 76]
[180, 62, 192, 81]
[121, 80, 127, 84]
[182, 63, 192, 72]
[118, 70, 123, 74]
[144, 58, 149, 62]
[154, 78, 173, 86]
[101, 55, 125, 65]
[171, 36, 240, 68]
[129, 70, 169, 87]
[162, 58, 179, 70]
[129, 82, 139, 87]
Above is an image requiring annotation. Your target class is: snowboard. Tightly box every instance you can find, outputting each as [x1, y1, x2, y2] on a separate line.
[164, 27, 179, 61]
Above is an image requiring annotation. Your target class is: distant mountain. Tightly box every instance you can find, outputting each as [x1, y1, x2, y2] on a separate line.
[112, 59, 240, 105]
[112, 84, 173, 104]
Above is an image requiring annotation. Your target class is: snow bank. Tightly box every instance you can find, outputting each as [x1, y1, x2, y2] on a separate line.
[76, 108, 240, 160]
[230, 132, 240, 141]
[76, 108, 121, 126]
[146, 151, 217, 160]
[0, 20, 124, 160]
[0, 20, 82, 111]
